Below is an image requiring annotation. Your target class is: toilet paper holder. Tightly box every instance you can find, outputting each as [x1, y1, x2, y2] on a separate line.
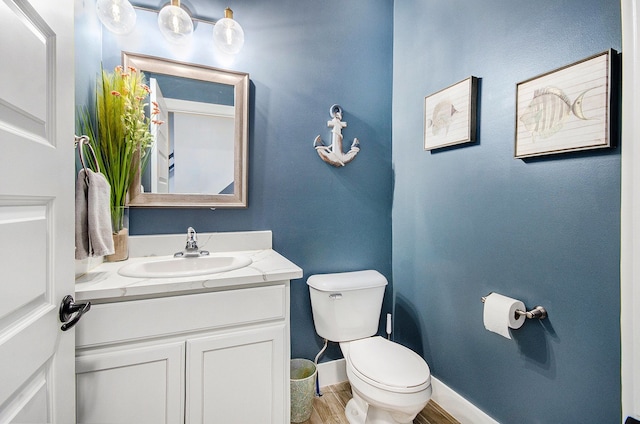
[481, 295, 547, 320]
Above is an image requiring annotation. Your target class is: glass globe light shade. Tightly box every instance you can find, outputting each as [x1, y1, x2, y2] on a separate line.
[157, 3, 193, 44]
[96, 0, 136, 35]
[213, 9, 245, 55]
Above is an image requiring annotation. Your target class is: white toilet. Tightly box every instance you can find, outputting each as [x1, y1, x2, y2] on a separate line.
[307, 270, 432, 424]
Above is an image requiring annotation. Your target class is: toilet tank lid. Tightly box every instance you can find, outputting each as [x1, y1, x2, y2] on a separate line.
[307, 270, 388, 291]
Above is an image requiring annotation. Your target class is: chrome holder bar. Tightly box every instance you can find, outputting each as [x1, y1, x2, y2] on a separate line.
[481, 295, 547, 320]
[131, 4, 218, 26]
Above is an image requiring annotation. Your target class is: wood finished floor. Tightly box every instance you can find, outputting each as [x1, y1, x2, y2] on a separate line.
[298, 382, 459, 424]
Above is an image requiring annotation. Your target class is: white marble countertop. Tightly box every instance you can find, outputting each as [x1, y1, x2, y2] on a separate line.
[75, 231, 303, 303]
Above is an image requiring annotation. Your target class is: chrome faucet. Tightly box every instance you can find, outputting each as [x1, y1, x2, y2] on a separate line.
[185, 227, 198, 252]
[174, 227, 210, 257]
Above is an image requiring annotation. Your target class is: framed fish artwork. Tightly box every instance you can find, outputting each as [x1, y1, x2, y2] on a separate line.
[424, 76, 478, 151]
[515, 49, 617, 158]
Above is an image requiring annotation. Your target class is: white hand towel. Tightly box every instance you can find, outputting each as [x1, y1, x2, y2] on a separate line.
[75, 169, 115, 259]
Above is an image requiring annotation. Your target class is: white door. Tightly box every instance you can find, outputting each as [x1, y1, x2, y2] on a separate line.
[0, 0, 76, 422]
[150, 79, 170, 194]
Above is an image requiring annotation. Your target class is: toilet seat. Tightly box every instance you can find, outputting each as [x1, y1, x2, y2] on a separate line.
[346, 336, 431, 394]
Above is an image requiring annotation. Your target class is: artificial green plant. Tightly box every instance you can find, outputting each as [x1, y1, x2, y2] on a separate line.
[78, 65, 162, 233]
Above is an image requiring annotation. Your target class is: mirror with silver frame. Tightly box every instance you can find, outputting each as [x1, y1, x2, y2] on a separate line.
[122, 51, 249, 208]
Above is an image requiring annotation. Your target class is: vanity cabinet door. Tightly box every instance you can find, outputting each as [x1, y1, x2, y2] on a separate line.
[76, 342, 185, 424]
[186, 324, 287, 424]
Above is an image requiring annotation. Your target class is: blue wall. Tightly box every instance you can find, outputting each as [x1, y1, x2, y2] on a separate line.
[75, 0, 394, 362]
[392, 1, 621, 423]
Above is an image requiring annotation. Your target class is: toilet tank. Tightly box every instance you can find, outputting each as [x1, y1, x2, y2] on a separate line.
[307, 270, 388, 342]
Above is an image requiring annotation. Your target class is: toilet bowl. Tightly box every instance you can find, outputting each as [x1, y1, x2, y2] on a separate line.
[340, 337, 432, 424]
[307, 270, 433, 424]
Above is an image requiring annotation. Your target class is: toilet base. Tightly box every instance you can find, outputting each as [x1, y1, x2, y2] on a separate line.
[343, 390, 420, 424]
[345, 397, 366, 424]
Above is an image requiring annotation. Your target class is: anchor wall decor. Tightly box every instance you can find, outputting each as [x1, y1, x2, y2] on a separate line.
[314, 104, 360, 167]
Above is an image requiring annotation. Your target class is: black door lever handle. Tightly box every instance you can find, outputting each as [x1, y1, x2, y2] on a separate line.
[59, 295, 91, 331]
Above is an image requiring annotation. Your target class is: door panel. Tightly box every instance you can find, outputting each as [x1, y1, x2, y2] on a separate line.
[0, 205, 47, 323]
[0, 0, 50, 141]
[76, 342, 185, 424]
[7, 369, 49, 423]
[186, 326, 286, 424]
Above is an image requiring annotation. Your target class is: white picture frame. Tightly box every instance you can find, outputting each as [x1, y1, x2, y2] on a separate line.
[515, 49, 616, 158]
[424, 76, 478, 151]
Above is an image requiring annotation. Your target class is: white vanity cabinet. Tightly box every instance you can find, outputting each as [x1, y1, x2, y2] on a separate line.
[75, 282, 291, 424]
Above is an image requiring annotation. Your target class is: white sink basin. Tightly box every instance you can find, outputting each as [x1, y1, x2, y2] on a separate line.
[118, 255, 253, 278]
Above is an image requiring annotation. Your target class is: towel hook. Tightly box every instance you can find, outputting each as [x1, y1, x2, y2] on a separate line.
[74, 135, 100, 174]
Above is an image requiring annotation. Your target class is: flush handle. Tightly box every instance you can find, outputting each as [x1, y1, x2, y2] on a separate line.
[329, 293, 343, 300]
[59, 295, 91, 331]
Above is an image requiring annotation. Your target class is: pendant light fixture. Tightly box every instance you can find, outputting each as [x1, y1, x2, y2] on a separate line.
[96, 2, 245, 55]
[157, 0, 194, 44]
[213, 7, 245, 55]
[96, 0, 136, 35]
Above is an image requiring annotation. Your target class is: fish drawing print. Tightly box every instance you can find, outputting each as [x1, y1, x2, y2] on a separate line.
[426, 100, 459, 136]
[519, 86, 597, 142]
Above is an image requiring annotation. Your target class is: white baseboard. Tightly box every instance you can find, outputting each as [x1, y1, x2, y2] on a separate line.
[316, 359, 498, 424]
[317, 358, 347, 388]
[431, 377, 499, 424]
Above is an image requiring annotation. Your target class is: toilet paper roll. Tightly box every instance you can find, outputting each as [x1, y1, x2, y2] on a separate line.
[483, 293, 526, 339]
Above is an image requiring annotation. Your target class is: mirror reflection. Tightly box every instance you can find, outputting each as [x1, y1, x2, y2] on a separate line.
[145, 73, 236, 195]
[123, 52, 249, 208]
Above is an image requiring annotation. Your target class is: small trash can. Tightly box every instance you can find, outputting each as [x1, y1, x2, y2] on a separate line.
[290, 358, 317, 423]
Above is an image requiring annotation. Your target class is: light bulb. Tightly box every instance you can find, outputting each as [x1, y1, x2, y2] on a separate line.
[213, 8, 244, 55]
[157, 1, 193, 44]
[96, 0, 136, 34]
